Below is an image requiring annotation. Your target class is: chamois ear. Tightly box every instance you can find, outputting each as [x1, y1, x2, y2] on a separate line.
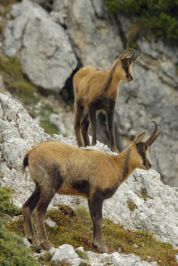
[133, 132, 146, 144]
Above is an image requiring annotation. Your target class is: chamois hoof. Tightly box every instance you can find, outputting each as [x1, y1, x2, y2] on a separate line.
[31, 244, 43, 253]
[92, 242, 108, 253]
[111, 146, 119, 153]
[40, 240, 53, 250]
[26, 236, 40, 246]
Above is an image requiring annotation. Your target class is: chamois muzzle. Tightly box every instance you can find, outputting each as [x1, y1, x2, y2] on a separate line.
[144, 121, 160, 148]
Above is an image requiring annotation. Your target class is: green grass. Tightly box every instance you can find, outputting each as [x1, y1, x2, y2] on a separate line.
[0, 55, 39, 106]
[40, 119, 59, 135]
[39, 103, 59, 135]
[0, 187, 21, 216]
[6, 204, 178, 266]
[0, 186, 38, 265]
[0, 222, 39, 266]
[0, 54, 59, 135]
[127, 199, 137, 211]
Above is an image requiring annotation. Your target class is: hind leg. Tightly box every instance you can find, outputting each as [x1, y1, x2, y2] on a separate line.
[33, 188, 55, 250]
[88, 104, 97, 146]
[22, 184, 41, 244]
[33, 164, 63, 250]
[74, 101, 84, 147]
[81, 113, 90, 146]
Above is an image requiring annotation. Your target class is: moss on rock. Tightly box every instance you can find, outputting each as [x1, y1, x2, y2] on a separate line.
[0, 187, 21, 216]
[0, 55, 39, 105]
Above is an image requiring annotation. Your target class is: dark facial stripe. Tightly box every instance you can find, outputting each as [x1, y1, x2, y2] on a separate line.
[136, 143, 150, 168]
[121, 59, 132, 80]
[122, 149, 130, 179]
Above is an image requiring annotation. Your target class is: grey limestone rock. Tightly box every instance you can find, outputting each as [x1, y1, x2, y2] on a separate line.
[3, 0, 77, 91]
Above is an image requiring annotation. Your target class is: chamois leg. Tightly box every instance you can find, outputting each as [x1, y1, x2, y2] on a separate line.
[81, 113, 90, 146]
[88, 104, 97, 146]
[22, 184, 41, 245]
[33, 164, 63, 250]
[107, 101, 118, 153]
[74, 101, 84, 147]
[88, 192, 107, 253]
[33, 188, 55, 250]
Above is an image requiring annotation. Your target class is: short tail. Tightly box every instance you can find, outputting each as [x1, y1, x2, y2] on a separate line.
[22, 152, 29, 172]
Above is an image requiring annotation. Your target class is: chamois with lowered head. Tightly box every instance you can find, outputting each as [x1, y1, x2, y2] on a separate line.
[73, 48, 140, 152]
[22, 122, 159, 253]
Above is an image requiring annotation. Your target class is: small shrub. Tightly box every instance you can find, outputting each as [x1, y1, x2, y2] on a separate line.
[0, 187, 21, 216]
[127, 199, 137, 211]
[0, 222, 39, 266]
[104, 0, 178, 45]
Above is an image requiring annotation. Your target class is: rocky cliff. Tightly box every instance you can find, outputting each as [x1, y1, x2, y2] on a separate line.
[2, 0, 178, 186]
[1, 92, 178, 265]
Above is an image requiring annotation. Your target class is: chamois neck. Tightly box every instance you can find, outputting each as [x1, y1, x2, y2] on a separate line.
[114, 148, 136, 184]
[104, 64, 122, 97]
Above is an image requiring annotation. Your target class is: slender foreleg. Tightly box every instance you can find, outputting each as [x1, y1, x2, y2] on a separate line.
[74, 101, 84, 147]
[88, 104, 97, 146]
[88, 191, 107, 253]
[107, 100, 118, 152]
[81, 113, 90, 146]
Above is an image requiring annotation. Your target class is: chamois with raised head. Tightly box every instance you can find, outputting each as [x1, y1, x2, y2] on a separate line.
[22, 122, 159, 253]
[73, 48, 140, 152]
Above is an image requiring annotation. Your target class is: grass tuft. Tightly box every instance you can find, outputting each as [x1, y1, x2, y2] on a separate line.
[0, 187, 21, 216]
[0, 221, 39, 266]
[127, 199, 137, 211]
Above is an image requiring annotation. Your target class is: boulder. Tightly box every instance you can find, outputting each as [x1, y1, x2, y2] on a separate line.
[52, 0, 123, 68]
[50, 245, 157, 266]
[3, 0, 77, 91]
[51, 244, 81, 266]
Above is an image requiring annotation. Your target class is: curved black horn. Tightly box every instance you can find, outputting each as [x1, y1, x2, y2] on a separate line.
[119, 48, 140, 61]
[119, 48, 134, 59]
[144, 121, 160, 147]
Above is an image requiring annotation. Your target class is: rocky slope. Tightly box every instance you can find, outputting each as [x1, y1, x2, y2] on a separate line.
[1, 93, 178, 258]
[2, 0, 178, 186]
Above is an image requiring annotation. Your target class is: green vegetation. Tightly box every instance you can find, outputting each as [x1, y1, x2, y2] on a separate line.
[0, 186, 39, 265]
[0, 222, 39, 266]
[0, 187, 21, 216]
[0, 54, 59, 135]
[40, 119, 59, 135]
[0, 0, 21, 7]
[127, 199, 137, 211]
[104, 0, 178, 45]
[39, 103, 59, 135]
[138, 188, 152, 201]
[0, 55, 39, 106]
[6, 204, 178, 266]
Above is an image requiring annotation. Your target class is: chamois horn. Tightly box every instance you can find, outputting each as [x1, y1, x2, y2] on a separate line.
[144, 121, 160, 147]
[119, 48, 140, 61]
